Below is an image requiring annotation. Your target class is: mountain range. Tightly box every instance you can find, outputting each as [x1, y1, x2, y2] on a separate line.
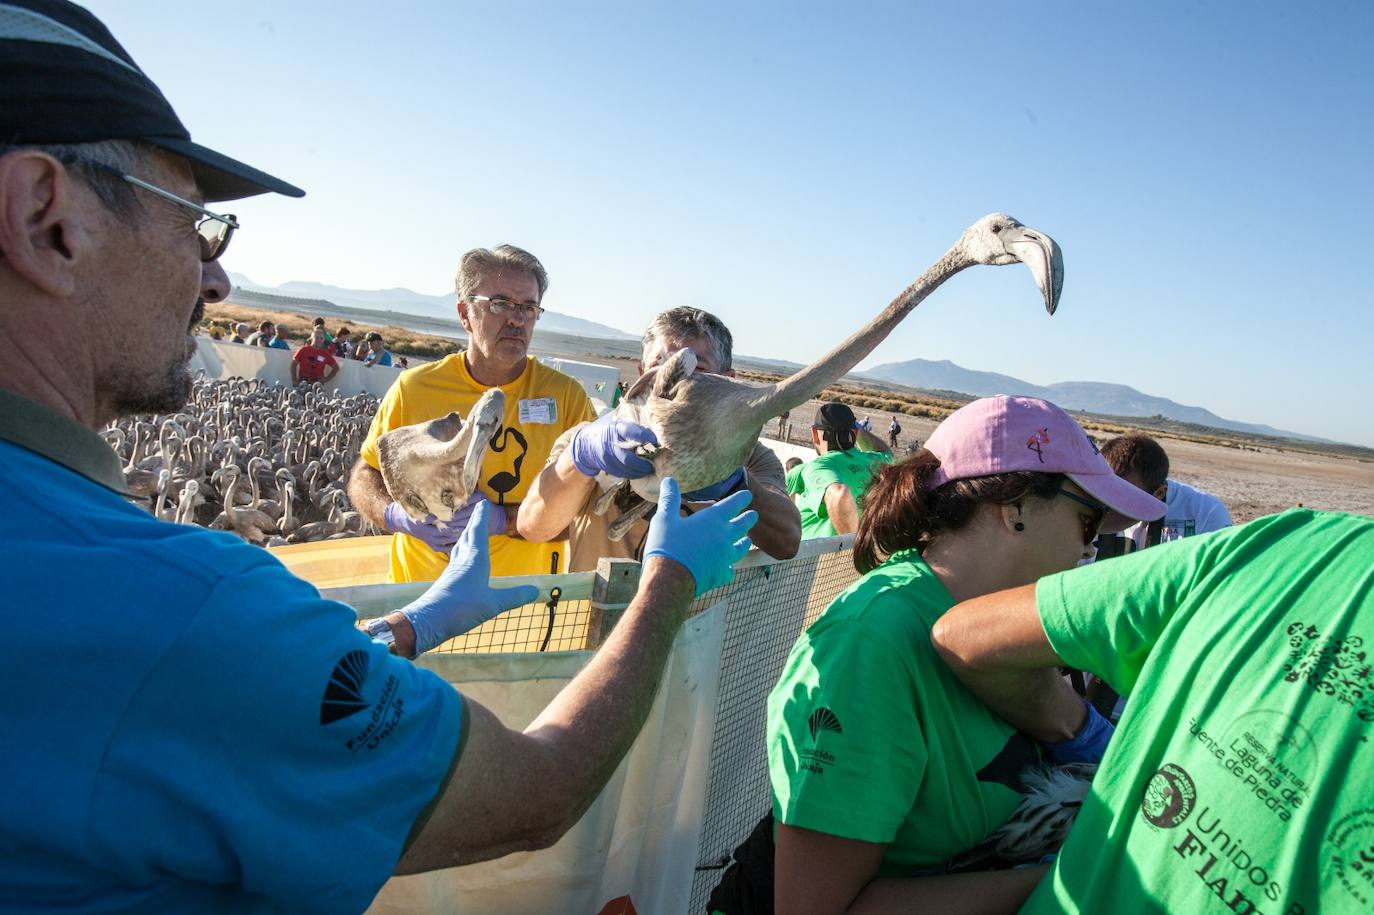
[861, 358, 1329, 443]
[226, 273, 637, 341]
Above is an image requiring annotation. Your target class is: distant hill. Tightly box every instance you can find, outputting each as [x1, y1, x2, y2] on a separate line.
[227, 273, 637, 341]
[862, 358, 1333, 444]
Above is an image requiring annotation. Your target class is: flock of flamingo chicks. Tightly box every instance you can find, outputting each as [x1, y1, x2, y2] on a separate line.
[101, 373, 382, 546]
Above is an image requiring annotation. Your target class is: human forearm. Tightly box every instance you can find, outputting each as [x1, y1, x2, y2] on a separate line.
[931, 585, 1084, 742]
[396, 482, 755, 874]
[773, 823, 1043, 915]
[520, 558, 694, 831]
[965, 666, 1086, 743]
[746, 480, 801, 559]
[346, 459, 392, 529]
[848, 866, 1048, 914]
[516, 447, 596, 542]
[825, 484, 860, 535]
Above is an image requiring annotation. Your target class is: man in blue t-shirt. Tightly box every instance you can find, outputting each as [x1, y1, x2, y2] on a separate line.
[362, 331, 393, 367]
[0, 5, 759, 911]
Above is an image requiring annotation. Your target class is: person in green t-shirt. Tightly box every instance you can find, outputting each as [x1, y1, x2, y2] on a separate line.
[708, 396, 1166, 915]
[933, 508, 1374, 915]
[795, 401, 894, 539]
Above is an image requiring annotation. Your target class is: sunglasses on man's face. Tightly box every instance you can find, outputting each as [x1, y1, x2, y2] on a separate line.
[1057, 488, 1109, 546]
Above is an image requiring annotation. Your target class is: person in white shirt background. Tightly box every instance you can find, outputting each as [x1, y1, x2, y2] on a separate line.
[1100, 432, 1232, 549]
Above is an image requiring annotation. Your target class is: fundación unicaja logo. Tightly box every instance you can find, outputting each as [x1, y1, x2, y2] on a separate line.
[1140, 763, 1197, 829]
[319, 650, 371, 725]
[808, 707, 843, 740]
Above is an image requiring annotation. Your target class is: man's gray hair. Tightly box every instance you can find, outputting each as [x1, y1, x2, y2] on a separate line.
[454, 244, 549, 302]
[642, 307, 734, 372]
[0, 139, 149, 217]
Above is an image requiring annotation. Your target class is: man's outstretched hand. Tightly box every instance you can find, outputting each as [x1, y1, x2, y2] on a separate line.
[398, 503, 537, 656]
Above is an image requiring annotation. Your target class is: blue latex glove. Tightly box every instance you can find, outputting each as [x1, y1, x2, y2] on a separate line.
[1043, 702, 1114, 764]
[569, 412, 658, 478]
[398, 503, 538, 656]
[683, 467, 745, 503]
[384, 494, 506, 552]
[642, 478, 758, 596]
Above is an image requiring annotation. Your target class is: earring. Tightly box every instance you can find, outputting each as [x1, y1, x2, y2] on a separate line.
[1014, 522, 1025, 532]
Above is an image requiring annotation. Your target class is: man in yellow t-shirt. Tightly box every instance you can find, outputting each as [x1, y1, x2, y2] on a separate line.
[348, 245, 596, 582]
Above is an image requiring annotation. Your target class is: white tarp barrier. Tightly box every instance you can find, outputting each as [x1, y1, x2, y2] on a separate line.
[367, 600, 727, 915]
[188, 338, 402, 399]
[189, 340, 622, 409]
[537, 356, 621, 402]
[758, 436, 815, 466]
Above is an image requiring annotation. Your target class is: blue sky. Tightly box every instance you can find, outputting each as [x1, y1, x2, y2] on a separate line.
[88, 1, 1374, 446]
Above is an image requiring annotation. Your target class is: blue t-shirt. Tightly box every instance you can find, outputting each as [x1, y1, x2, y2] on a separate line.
[0, 441, 464, 913]
[268, 337, 290, 350]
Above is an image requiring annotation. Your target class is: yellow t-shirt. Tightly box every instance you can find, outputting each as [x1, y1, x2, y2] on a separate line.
[360, 353, 596, 582]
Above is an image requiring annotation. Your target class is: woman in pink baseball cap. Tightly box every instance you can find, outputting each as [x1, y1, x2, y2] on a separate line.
[709, 396, 1164, 915]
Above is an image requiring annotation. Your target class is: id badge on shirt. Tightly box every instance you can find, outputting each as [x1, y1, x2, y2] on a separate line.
[518, 397, 557, 424]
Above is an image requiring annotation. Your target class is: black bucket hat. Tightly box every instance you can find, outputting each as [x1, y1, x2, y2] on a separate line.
[0, 0, 303, 201]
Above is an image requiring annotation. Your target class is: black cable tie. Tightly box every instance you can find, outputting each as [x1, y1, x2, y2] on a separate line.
[539, 586, 562, 652]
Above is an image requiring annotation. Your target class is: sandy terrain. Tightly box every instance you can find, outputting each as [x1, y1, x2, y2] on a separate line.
[585, 356, 1374, 522]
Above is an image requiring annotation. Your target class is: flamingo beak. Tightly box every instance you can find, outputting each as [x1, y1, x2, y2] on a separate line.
[1004, 225, 1064, 315]
[461, 389, 505, 498]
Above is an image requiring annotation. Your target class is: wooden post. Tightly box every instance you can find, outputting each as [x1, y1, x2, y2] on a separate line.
[586, 557, 642, 650]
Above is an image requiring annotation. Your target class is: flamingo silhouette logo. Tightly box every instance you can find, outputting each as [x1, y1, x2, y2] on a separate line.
[485, 424, 529, 506]
[1026, 428, 1051, 462]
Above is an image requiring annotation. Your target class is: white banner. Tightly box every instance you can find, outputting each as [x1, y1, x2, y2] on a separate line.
[367, 600, 727, 915]
[190, 338, 620, 409]
[188, 338, 402, 399]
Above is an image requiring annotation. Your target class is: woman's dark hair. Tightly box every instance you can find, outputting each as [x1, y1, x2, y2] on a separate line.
[853, 450, 1065, 573]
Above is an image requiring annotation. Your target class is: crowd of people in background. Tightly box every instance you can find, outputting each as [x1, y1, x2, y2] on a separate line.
[199, 314, 398, 382]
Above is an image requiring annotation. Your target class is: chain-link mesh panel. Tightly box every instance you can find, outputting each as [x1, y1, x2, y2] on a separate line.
[428, 597, 593, 654]
[342, 573, 596, 655]
[688, 541, 859, 912]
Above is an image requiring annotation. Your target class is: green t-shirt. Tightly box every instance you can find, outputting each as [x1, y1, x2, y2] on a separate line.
[1026, 509, 1374, 915]
[785, 462, 805, 497]
[796, 448, 893, 539]
[769, 551, 1036, 874]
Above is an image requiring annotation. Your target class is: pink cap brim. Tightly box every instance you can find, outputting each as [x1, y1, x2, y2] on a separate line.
[1067, 470, 1167, 534]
